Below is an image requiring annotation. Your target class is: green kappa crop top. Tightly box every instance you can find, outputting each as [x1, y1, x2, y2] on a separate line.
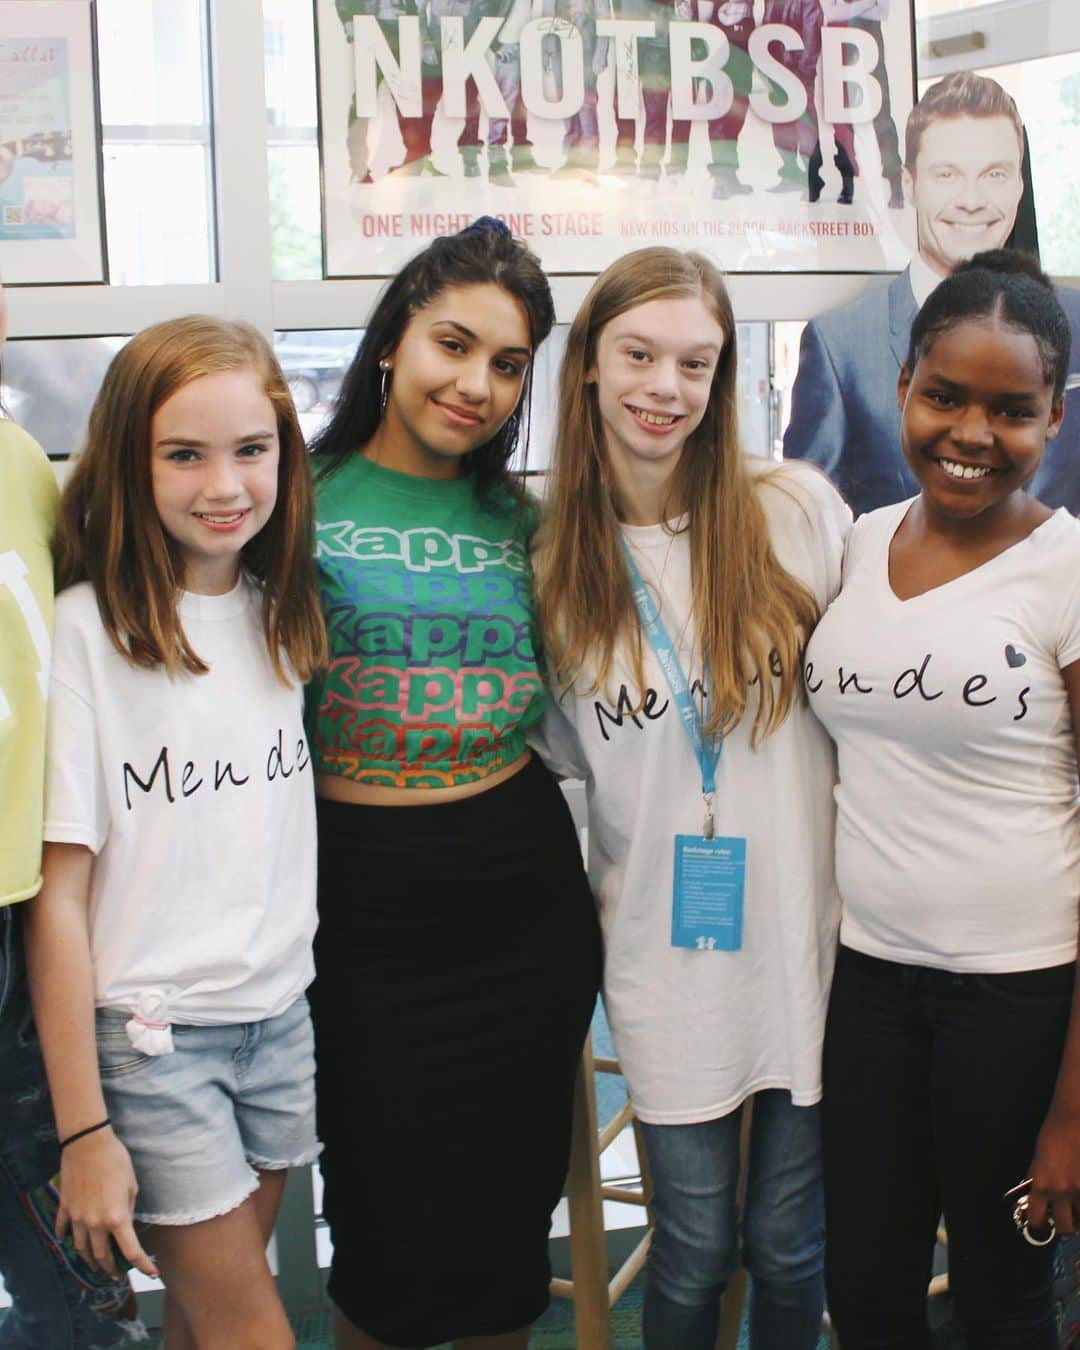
[305, 454, 547, 789]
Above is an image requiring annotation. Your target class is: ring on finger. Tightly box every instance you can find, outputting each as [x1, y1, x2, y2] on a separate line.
[1012, 1193, 1057, 1246]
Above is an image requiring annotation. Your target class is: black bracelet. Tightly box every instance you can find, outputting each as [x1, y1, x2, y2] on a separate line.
[58, 1118, 111, 1152]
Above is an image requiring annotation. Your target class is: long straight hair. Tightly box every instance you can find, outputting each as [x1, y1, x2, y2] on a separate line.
[534, 248, 818, 746]
[56, 316, 327, 683]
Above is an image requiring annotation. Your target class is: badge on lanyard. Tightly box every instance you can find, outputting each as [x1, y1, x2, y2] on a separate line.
[672, 834, 746, 951]
[621, 538, 747, 953]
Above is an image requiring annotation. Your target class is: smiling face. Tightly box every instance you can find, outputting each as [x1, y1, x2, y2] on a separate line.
[376, 282, 532, 479]
[150, 367, 281, 595]
[586, 295, 726, 490]
[898, 316, 1063, 527]
[905, 114, 1024, 278]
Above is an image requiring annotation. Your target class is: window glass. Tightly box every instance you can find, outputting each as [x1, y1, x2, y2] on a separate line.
[96, 0, 214, 284]
[269, 148, 323, 281]
[772, 319, 807, 458]
[104, 145, 214, 286]
[3, 337, 127, 459]
[97, 0, 205, 126]
[264, 0, 322, 280]
[274, 329, 360, 440]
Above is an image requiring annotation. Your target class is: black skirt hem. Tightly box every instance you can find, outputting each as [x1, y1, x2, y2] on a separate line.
[328, 1276, 551, 1348]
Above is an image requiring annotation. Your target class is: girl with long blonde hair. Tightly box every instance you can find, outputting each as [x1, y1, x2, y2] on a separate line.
[533, 247, 849, 1349]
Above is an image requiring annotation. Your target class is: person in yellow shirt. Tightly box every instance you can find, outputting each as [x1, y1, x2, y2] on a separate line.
[0, 280, 130, 1349]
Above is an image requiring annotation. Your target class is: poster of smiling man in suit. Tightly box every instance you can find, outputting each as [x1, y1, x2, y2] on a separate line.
[784, 70, 1080, 515]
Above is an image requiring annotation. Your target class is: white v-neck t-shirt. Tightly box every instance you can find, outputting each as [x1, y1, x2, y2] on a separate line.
[534, 460, 850, 1124]
[806, 500, 1080, 973]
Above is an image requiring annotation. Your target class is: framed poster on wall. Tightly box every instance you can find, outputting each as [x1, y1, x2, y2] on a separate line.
[316, 0, 917, 277]
[0, 0, 107, 285]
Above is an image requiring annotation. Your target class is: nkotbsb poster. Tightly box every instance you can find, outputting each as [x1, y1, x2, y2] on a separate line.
[317, 0, 917, 276]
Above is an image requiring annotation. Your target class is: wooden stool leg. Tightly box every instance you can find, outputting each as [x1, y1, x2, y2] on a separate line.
[716, 1265, 749, 1350]
[631, 1114, 654, 1216]
[564, 1034, 614, 1350]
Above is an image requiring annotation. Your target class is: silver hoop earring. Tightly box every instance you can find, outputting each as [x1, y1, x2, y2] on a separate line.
[379, 363, 391, 411]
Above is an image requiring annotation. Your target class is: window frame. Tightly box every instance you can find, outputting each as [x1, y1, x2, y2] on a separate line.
[9, 0, 1076, 351]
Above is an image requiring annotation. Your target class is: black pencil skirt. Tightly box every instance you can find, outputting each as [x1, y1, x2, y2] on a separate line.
[310, 755, 602, 1347]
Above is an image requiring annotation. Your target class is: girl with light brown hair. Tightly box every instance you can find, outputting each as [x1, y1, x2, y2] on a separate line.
[533, 247, 850, 1349]
[26, 316, 326, 1350]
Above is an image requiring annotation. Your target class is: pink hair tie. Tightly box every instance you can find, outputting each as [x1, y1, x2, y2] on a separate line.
[124, 992, 174, 1056]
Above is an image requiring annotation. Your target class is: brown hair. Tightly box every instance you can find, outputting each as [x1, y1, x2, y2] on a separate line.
[56, 315, 326, 683]
[905, 71, 1023, 170]
[534, 248, 818, 746]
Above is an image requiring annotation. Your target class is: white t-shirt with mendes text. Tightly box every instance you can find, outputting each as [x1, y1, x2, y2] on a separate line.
[44, 578, 316, 1025]
[534, 460, 851, 1124]
[806, 501, 1080, 973]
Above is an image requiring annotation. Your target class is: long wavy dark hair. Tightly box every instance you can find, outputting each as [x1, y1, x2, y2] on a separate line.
[311, 221, 555, 497]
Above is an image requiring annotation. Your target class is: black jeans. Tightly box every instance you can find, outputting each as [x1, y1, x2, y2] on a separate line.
[822, 944, 1074, 1350]
[0, 907, 125, 1348]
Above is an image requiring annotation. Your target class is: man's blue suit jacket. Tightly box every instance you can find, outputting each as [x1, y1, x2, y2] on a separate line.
[783, 267, 1080, 516]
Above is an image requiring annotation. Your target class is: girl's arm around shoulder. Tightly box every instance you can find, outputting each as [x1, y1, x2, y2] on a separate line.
[514, 483, 542, 549]
[527, 683, 590, 782]
[751, 456, 853, 607]
[23, 844, 157, 1278]
[481, 478, 541, 546]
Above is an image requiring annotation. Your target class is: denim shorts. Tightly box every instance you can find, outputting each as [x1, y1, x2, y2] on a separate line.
[95, 995, 320, 1226]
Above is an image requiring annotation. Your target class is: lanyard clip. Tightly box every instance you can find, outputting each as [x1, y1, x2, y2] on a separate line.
[703, 793, 715, 840]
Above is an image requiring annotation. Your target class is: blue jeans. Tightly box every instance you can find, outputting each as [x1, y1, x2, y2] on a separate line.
[0, 906, 125, 1349]
[639, 1091, 825, 1350]
[823, 945, 1072, 1350]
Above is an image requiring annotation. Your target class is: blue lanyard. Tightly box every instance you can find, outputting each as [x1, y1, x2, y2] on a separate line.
[620, 537, 722, 837]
